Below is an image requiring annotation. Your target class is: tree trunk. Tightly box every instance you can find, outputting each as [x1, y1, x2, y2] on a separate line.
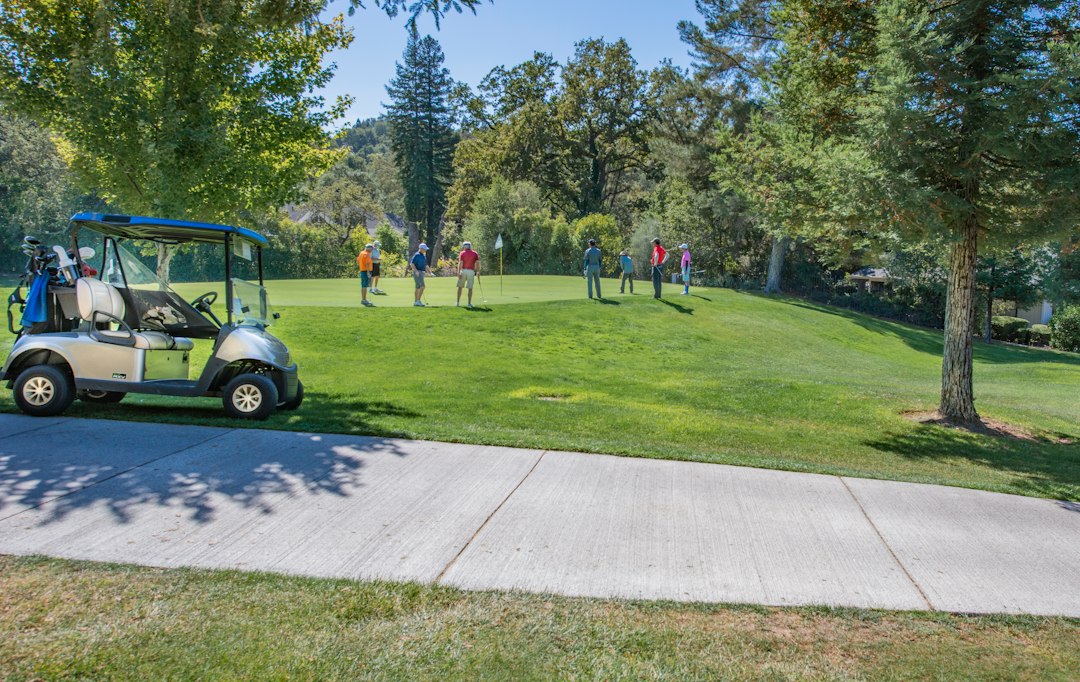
[156, 242, 175, 282]
[984, 262, 994, 344]
[764, 235, 790, 294]
[940, 219, 979, 421]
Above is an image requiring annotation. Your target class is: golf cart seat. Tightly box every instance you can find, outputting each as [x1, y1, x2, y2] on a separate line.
[76, 278, 194, 351]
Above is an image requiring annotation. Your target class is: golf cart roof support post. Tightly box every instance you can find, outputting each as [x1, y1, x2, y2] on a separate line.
[257, 246, 264, 286]
[110, 238, 128, 287]
[224, 233, 233, 326]
[69, 233, 83, 281]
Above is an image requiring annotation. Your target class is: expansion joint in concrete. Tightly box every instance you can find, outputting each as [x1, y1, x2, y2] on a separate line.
[435, 449, 548, 584]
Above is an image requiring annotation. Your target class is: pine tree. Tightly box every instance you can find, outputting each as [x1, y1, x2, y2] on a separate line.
[386, 32, 457, 247]
[854, 0, 1080, 421]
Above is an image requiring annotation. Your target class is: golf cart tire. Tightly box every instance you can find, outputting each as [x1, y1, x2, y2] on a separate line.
[13, 364, 75, 417]
[79, 390, 126, 404]
[223, 373, 278, 421]
[279, 380, 304, 411]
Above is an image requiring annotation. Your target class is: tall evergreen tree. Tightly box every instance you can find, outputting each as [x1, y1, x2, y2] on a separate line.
[386, 32, 457, 247]
[850, 0, 1080, 421]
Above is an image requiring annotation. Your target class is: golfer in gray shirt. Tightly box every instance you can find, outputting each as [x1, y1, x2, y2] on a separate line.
[583, 239, 602, 299]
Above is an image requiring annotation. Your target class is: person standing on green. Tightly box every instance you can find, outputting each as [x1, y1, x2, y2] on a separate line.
[583, 239, 602, 299]
[410, 243, 432, 307]
[619, 249, 634, 294]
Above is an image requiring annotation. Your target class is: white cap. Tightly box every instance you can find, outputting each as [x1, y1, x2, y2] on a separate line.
[679, 243, 689, 249]
[418, 243, 429, 251]
[364, 243, 373, 250]
[462, 241, 472, 248]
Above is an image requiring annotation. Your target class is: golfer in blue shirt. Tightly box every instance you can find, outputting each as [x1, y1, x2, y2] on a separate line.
[410, 243, 432, 307]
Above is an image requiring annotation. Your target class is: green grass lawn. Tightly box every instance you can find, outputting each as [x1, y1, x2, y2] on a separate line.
[3, 275, 1079, 499]
[2, 556, 1077, 681]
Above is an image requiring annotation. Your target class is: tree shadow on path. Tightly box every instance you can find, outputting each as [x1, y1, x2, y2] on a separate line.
[864, 424, 1080, 501]
[0, 396, 421, 527]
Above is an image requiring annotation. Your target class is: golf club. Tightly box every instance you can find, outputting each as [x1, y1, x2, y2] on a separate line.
[477, 273, 487, 303]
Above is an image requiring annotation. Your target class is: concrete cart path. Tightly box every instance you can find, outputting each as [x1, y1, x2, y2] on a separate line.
[0, 414, 1077, 617]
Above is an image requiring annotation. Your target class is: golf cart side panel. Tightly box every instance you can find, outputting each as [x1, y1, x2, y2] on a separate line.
[3, 333, 191, 385]
[2, 335, 93, 381]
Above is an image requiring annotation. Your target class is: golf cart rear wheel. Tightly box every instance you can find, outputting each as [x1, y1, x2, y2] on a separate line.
[279, 380, 304, 411]
[13, 365, 74, 417]
[222, 373, 278, 421]
[79, 390, 126, 404]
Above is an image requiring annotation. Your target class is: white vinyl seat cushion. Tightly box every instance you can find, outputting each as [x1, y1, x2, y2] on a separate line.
[96, 330, 194, 351]
[76, 278, 194, 351]
[76, 278, 125, 322]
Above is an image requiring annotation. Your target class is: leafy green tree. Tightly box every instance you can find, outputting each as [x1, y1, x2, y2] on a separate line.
[386, 32, 457, 247]
[977, 250, 1042, 343]
[304, 174, 379, 246]
[559, 39, 655, 217]
[1042, 237, 1080, 308]
[699, 0, 879, 293]
[571, 213, 622, 276]
[0, 109, 97, 272]
[449, 40, 655, 223]
[462, 179, 568, 273]
[0, 1, 353, 278]
[0, 1, 486, 278]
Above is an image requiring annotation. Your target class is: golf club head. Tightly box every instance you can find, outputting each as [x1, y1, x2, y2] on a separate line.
[53, 245, 75, 267]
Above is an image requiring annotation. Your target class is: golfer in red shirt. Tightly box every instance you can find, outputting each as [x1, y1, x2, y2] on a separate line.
[457, 241, 481, 308]
[650, 238, 668, 299]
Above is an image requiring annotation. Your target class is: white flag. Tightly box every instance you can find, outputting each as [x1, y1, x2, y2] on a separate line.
[494, 233, 503, 250]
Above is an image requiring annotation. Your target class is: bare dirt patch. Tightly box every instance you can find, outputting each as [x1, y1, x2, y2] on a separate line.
[903, 410, 1074, 444]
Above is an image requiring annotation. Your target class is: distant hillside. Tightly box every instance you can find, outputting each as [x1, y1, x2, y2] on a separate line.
[336, 117, 392, 159]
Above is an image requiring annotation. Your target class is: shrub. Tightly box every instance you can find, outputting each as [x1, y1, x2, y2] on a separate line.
[1049, 306, 1080, 352]
[1028, 324, 1050, 346]
[990, 316, 1030, 344]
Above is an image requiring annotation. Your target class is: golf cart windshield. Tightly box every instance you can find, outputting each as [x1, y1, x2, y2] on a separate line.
[231, 278, 275, 328]
[101, 240, 220, 339]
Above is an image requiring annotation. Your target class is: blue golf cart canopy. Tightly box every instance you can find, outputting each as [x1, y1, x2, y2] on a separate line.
[70, 213, 268, 247]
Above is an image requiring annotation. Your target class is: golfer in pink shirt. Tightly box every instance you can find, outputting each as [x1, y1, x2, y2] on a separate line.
[679, 243, 691, 295]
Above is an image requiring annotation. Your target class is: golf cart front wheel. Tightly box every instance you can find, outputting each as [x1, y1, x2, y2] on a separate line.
[13, 365, 75, 417]
[79, 390, 126, 404]
[223, 374, 278, 421]
[279, 380, 304, 411]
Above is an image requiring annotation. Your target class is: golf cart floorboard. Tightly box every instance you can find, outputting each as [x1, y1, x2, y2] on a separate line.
[76, 378, 215, 398]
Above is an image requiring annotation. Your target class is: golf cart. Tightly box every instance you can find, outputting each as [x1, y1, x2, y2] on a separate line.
[2, 213, 302, 420]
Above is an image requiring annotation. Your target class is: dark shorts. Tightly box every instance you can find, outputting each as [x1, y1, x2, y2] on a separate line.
[372, 262, 381, 277]
[360, 271, 371, 288]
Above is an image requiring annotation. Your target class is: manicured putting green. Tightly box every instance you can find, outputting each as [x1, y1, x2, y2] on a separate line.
[170, 273, 669, 308]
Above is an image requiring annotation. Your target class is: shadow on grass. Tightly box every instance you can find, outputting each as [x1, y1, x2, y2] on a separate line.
[659, 299, 693, 315]
[0, 393, 425, 525]
[463, 306, 493, 313]
[596, 298, 621, 306]
[783, 298, 1080, 366]
[864, 425, 1080, 501]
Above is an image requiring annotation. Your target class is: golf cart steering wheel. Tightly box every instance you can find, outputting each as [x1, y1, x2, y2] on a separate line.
[191, 291, 218, 312]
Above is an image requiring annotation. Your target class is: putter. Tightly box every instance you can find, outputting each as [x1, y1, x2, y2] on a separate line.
[477, 274, 487, 303]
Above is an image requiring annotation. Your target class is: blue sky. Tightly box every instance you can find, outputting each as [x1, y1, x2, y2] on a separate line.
[320, 0, 701, 126]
